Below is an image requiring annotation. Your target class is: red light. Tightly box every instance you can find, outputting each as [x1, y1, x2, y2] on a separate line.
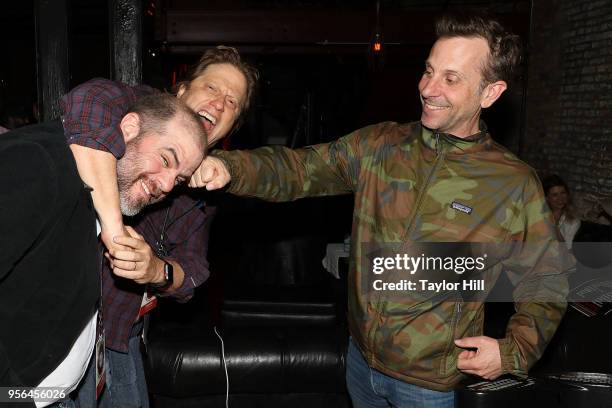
[373, 42, 382, 52]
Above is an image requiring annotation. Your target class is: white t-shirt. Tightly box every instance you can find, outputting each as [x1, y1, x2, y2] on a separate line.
[558, 214, 581, 250]
[35, 312, 97, 407]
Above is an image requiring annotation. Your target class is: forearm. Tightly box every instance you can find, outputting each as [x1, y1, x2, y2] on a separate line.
[69, 144, 123, 235]
[215, 144, 353, 201]
[499, 300, 567, 376]
[500, 251, 568, 376]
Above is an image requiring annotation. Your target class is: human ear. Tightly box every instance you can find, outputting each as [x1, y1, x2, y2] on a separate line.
[119, 112, 141, 143]
[177, 84, 187, 98]
[480, 80, 507, 109]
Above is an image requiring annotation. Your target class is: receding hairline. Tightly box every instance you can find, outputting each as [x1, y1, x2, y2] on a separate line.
[430, 35, 492, 84]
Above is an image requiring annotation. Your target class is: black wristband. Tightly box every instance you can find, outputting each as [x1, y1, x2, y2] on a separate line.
[151, 261, 173, 291]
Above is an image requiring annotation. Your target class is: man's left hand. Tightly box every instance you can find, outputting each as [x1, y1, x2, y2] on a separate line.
[106, 226, 165, 285]
[455, 336, 503, 380]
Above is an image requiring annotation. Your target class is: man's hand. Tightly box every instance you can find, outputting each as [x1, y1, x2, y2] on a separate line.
[455, 336, 503, 380]
[188, 156, 231, 190]
[106, 226, 165, 285]
[100, 224, 131, 254]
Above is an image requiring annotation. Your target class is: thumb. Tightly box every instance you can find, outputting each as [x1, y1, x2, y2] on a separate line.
[206, 180, 223, 191]
[202, 163, 219, 182]
[455, 337, 480, 349]
[124, 225, 143, 240]
[103, 233, 128, 252]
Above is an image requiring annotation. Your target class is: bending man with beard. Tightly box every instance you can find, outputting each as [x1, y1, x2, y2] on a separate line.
[0, 94, 206, 407]
[60, 46, 258, 407]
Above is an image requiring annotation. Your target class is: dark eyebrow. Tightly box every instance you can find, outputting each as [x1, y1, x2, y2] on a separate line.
[163, 147, 180, 168]
[164, 147, 193, 180]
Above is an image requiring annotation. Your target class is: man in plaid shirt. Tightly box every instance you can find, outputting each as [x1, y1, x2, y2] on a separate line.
[59, 47, 258, 407]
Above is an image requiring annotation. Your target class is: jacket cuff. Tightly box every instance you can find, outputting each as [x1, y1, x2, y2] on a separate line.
[498, 337, 528, 378]
[212, 151, 238, 191]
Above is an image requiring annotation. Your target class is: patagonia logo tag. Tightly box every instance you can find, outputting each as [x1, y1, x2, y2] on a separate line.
[451, 201, 473, 215]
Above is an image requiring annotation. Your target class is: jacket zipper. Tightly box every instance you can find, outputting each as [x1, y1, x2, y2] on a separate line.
[368, 133, 447, 361]
[455, 302, 462, 324]
[403, 132, 446, 240]
[439, 301, 463, 375]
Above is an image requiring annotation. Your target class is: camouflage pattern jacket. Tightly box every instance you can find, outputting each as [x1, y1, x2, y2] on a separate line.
[215, 121, 568, 391]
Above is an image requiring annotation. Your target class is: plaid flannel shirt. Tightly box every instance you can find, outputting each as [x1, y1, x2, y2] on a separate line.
[61, 78, 212, 352]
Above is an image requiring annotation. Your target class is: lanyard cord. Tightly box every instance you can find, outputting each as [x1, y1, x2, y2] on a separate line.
[149, 199, 204, 258]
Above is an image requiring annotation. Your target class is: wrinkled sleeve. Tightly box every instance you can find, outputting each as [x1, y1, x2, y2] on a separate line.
[59, 78, 155, 159]
[213, 124, 388, 201]
[498, 172, 569, 377]
[162, 204, 214, 302]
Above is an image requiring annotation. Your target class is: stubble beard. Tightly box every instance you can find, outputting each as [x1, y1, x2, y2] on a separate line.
[116, 139, 148, 216]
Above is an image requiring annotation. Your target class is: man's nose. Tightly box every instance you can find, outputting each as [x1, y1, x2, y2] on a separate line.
[158, 172, 176, 193]
[420, 76, 439, 97]
[211, 95, 225, 111]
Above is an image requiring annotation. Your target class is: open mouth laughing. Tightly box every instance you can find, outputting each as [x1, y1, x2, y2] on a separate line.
[198, 109, 217, 132]
[139, 179, 162, 204]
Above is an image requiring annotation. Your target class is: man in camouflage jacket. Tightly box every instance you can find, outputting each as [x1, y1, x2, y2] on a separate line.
[190, 13, 568, 408]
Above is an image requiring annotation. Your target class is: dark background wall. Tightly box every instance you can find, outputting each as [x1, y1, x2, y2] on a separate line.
[0, 0, 530, 143]
[0, 0, 610, 220]
[0, 3, 36, 123]
[523, 0, 612, 220]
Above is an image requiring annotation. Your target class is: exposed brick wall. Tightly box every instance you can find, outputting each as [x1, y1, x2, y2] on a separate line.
[523, 0, 612, 220]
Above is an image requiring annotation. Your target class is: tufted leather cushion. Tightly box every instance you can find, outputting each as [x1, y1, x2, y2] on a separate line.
[146, 325, 348, 398]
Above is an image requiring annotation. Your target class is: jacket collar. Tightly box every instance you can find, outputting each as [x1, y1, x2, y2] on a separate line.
[419, 121, 491, 154]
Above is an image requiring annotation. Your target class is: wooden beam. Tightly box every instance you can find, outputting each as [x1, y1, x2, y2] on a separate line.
[165, 10, 437, 46]
[35, 0, 70, 121]
[109, 0, 142, 85]
[161, 9, 529, 56]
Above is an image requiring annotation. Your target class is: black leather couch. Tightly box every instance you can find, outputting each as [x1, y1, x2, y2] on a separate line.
[146, 310, 349, 407]
[145, 278, 351, 407]
[145, 196, 353, 407]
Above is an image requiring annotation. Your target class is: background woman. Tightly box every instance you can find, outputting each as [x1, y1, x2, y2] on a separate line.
[543, 174, 581, 249]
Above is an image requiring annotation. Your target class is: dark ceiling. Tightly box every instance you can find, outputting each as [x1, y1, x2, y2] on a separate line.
[155, 0, 531, 57]
[163, 0, 528, 11]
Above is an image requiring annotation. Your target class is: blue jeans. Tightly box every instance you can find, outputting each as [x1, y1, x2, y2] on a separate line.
[346, 339, 455, 408]
[73, 321, 149, 408]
